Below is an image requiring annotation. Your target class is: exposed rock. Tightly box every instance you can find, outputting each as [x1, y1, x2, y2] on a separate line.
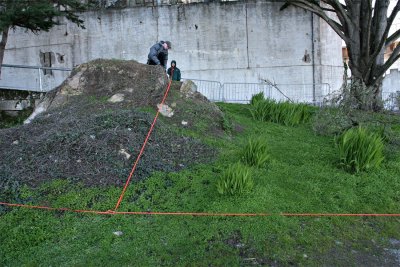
[108, 93, 125, 103]
[157, 103, 174, 117]
[119, 148, 131, 160]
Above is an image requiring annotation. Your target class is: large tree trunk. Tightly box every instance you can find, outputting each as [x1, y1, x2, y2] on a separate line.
[347, 78, 378, 111]
[0, 27, 10, 78]
[282, 0, 400, 112]
[345, 0, 389, 111]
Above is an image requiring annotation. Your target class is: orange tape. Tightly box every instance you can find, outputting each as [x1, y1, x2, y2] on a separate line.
[114, 79, 173, 211]
[2, 202, 400, 217]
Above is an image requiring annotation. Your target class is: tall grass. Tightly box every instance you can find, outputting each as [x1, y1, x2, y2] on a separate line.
[336, 126, 385, 173]
[250, 92, 265, 106]
[241, 138, 270, 168]
[216, 163, 253, 195]
[249, 94, 314, 126]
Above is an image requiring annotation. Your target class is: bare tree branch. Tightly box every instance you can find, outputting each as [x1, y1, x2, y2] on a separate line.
[281, 0, 399, 110]
[283, 0, 348, 42]
[368, 1, 400, 66]
[362, 1, 393, 79]
[386, 29, 400, 46]
[329, 0, 352, 27]
[375, 43, 400, 80]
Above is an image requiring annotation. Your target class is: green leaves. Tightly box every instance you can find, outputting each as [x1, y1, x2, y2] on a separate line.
[241, 138, 270, 168]
[336, 126, 385, 173]
[249, 92, 264, 106]
[249, 93, 315, 126]
[0, 0, 87, 32]
[216, 163, 253, 195]
[216, 137, 270, 195]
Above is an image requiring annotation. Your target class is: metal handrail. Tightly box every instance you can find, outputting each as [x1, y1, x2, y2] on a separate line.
[224, 82, 292, 102]
[181, 77, 222, 85]
[0, 64, 72, 92]
[1, 64, 73, 71]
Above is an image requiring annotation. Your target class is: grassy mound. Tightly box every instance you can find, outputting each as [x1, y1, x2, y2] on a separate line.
[0, 59, 224, 191]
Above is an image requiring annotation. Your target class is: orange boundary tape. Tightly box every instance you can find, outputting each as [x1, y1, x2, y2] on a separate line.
[1, 202, 400, 217]
[114, 78, 173, 211]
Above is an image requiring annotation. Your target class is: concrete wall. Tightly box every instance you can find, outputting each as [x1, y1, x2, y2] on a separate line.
[2, 0, 344, 100]
[383, 69, 400, 93]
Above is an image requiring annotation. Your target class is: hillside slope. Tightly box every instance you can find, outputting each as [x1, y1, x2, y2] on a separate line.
[0, 59, 224, 189]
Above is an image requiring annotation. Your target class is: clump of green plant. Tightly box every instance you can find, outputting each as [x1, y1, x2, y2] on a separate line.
[249, 96, 314, 126]
[250, 92, 265, 106]
[0, 177, 21, 214]
[216, 163, 253, 195]
[0, 108, 33, 129]
[336, 126, 385, 173]
[241, 138, 270, 168]
[249, 99, 271, 122]
[220, 113, 233, 134]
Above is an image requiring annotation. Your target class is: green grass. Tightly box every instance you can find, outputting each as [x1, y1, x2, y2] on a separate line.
[336, 126, 385, 173]
[0, 108, 33, 128]
[216, 163, 254, 195]
[249, 95, 316, 126]
[1, 103, 400, 265]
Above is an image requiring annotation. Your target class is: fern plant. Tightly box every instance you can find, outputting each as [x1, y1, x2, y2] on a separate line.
[336, 126, 385, 173]
[216, 163, 253, 195]
[241, 138, 270, 168]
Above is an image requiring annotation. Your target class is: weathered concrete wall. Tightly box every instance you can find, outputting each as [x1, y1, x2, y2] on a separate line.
[383, 69, 400, 93]
[2, 0, 343, 99]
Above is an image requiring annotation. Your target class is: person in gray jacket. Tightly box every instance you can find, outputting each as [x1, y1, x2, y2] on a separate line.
[147, 41, 171, 69]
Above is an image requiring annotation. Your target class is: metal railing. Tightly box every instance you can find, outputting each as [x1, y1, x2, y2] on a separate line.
[382, 91, 400, 111]
[0, 64, 72, 92]
[181, 78, 223, 101]
[270, 83, 331, 104]
[222, 83, 274, 103]
[2, 64, 396, 110]
[184, 78, 331, 105]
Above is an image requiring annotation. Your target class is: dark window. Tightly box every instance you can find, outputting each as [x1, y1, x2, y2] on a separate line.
[40, 52, 54, 75]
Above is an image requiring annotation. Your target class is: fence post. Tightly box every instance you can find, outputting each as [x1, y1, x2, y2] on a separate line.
[220, 83, 224, 102]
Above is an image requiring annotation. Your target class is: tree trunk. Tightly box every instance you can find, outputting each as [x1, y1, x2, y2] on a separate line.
[281, 0, 399, 112]
[346, 77, 383, 111]
[0, 27, 10, 78]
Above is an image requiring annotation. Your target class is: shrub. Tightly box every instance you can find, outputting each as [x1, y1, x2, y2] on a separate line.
[312, 107, 353, 136]
[249, 98, 272, 122]
[0, 177, 21, 214]
[241, 138, 270, 168]
[0, 108, 33, 129]
[216, 163, 253, 195]
[336, 126, 385, 173]
[220, 114, 233, 134]
[249, 96, 314, 126]
[250, 92, 265, 106]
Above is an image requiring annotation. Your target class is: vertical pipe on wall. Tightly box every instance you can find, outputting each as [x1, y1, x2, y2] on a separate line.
[38, 68, 43, 92]
[311, 12, 316, 103]
[245, 2, 250, 69]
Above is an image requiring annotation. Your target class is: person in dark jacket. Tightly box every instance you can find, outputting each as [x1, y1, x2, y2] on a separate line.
[147, 41, 171, 69]
[167, 60, 181, 81]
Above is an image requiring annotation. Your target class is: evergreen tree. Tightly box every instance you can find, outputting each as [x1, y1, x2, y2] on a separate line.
[0, 0, 88, 75]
